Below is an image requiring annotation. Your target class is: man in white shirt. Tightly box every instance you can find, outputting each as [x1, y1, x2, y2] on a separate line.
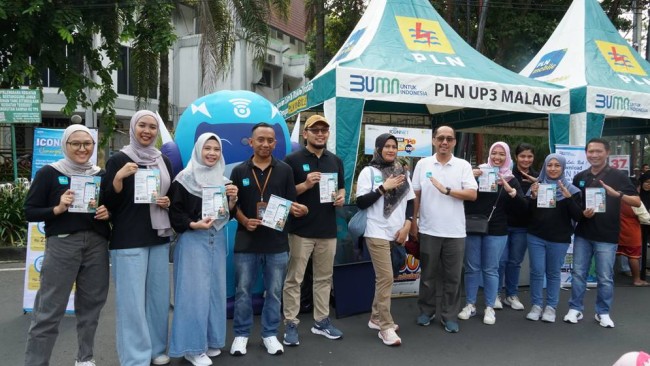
[409, 126, 477, 333]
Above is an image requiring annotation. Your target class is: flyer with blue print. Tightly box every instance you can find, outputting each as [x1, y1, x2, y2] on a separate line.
[68, 175, 101, 213]
[261, 194, 291, 231]
[319, 173, 338, 203]
[537, 183, 556, 208]
[478, 167, 498, 192]
[586, 187, 606, 213]
[202, 186, 228, 219]
[134, 168, 160, 203]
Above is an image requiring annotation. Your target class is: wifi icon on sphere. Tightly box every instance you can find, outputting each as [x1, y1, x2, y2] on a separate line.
[229, 98, 252, 118]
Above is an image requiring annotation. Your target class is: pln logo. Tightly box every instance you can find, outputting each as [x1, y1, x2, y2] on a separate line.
[595, 40, 647, 76]
[530, 49, 567, 78]
[395, 16, 454, 54]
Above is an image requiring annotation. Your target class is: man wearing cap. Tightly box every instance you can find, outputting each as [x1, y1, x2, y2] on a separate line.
[282, 115, 345, 346]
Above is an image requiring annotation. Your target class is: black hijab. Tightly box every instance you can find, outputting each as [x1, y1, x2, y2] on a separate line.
[368, 133, 409, 218]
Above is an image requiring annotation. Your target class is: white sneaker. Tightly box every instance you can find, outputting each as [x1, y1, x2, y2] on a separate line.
[541, 306, 556, 323]
[483, 307, 496, 325]
[378, 328, 401, 346]
[262, 336, 284, 355]
[206, 348, 221, 357]
[563, 309, 584, 324]
[526, 305, 542, 321]
[184, 353, 212, 366]
[151, 355, 170, 365]
[504, 295, 525, 310]
[230, 336, 248, 356]
[368, 319, 399, 331]
[494, 295, 503, 310]
[75, 361, 96, 366]
[458, 304, 476, 320]
[595, 314, 615, 328]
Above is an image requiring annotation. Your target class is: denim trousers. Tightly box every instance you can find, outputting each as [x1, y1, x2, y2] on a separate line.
[25, 231, 109, 366]
[569, 236, 617, 315]
[111, 243, 170, 366]
[464, 234, 507, 308]
[365, 237, 396, 331]
[169, 227, 226, 357]
[283, 234, 336, 324]
[527, 234, 569, 308]
[417, 234, 465, 322]
[233, 252, 288, 338]
[498, 227, 528, 297]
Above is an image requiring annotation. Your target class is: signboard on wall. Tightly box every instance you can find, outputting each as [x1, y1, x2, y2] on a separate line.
[364, 124, 432, 157]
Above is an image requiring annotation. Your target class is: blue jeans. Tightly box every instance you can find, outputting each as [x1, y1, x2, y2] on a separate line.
[498, 227, 528, 296]
[111, 243, 170, 366]
[233, 252, 288, 338]
[170, 228, 227, 357]
[527, 234, 569, 308]
[568, 236, 616, 315]
[464, 234, 507, 307]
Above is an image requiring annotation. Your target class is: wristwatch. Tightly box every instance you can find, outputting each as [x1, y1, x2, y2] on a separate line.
[445, 187, 451, 195]
[618, 191, 624, 199]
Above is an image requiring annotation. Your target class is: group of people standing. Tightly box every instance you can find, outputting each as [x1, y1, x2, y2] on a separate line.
[22, 112, 643, 365]
[410, 127, 640, 335]
[23, 112, 347, 366]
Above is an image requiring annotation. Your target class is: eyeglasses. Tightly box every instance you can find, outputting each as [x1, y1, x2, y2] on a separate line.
[306, 128, 330, 134]
[67, 141, 95, 150]
[435, 136, 456, 142]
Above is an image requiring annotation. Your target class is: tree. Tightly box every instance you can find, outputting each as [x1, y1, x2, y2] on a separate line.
[0, 0, 176, 145]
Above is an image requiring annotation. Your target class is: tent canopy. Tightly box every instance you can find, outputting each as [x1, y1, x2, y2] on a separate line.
[276, 0, 569, 197]
[520, 0, 650, 147]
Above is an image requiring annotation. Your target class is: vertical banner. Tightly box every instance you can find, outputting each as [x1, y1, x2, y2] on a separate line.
[23, 127, 98, 313]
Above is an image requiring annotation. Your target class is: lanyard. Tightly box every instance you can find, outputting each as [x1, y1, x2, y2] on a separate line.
[251, 167, 273, 202]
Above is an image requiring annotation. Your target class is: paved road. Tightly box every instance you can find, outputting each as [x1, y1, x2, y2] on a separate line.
[1, 261, 649, 366]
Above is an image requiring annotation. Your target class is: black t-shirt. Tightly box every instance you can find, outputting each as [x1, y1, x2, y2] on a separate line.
[101, 152, 173, 249]
[24, 165, 111, 238]
[464, 177, 526, 236]
[507, 166, 539, 228]
[230, 157, 297, 253]
[527, 192, 583, 243]
[284, 147, 344, 238]
[168, 181, 237, 233]
[573, 167, 639, 244]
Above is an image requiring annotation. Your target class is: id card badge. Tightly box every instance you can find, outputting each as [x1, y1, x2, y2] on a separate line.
[256, 201, 268, 219]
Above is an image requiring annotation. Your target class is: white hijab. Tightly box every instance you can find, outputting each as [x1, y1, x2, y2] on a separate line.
[121, 110, 172, 237]
[50, 124, 101, 176]
[175, 132, 230, 230]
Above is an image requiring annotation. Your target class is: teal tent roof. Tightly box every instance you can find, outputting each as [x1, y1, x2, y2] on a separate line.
[277, 0, 569, 119]
[521, 0, 650, 120]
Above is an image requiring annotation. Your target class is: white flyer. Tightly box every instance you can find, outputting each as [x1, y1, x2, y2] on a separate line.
[202, 186, 228, 219]
[478, 167, 498, 192]
[261, 194, 291, 231]
[585, 187, 606, 213]
[68, 175, 101, 213]
[319, 173, 338, 203]
[134, 168, 160, 204]
[537, 183, 557, 208]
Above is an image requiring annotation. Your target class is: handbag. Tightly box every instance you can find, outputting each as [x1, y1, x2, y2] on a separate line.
[465, 214, 489, 234]
[348, 168, 375, 239]
[404, 239, 420, 260]
[391, 242, 407, 278]
[465, 186, 504, 235]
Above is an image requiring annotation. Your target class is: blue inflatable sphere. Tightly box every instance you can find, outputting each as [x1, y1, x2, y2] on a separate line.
[175, 90, 291, 175]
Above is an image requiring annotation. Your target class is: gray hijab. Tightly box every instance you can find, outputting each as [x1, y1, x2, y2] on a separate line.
[50, 124, 101, 176]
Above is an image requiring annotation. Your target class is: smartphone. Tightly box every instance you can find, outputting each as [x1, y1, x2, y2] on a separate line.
[83, 182, 96, 203]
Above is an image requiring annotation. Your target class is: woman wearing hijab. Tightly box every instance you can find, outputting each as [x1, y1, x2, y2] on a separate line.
[459, 142, 526, 325]
[24, 124, 110, 366]
[525, 154, 582, 322]
[355, 133, 415, 346]
[168, 133, 238, 365]
[102, 110, 174, 366]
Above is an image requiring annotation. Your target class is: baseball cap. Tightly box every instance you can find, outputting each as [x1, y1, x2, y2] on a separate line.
[304, 115, 330, 130]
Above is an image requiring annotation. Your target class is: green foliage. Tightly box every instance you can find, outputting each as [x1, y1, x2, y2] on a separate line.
[0, 180, 28, 247]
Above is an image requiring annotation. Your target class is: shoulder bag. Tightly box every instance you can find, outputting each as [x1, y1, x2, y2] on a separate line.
[466, 187, 504, 235]
[348, 168, 375, 239]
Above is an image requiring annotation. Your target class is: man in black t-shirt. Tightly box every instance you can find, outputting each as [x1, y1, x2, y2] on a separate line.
[281, 115, 345, 346]
[564, 138, 640, 328]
